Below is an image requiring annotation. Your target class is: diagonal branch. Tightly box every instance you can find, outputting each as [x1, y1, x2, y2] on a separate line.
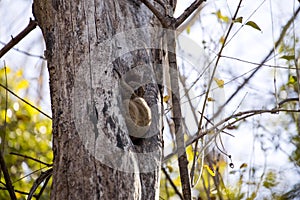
[175, 0, 206, 28]
[0, 18, 37, 58]
[0, 82, 52, 119]
[163, 107, 300, 161]
[0, 149, 17, 200]
[10, 152, 52, 167]
[27, 168, 53, 200]
[190, 0, 243, 189]
[162, 167, 184, 199]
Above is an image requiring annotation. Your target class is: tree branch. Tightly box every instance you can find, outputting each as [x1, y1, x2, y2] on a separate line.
[0, 82, 52, 119]
[167, 29, 192, 199]
[27, 168, 53, 200]
[177, 4, 204, 34]
[10, 152, 52, 167]
[0, 149, 17, 200]
[0, 18, 37, 58]
[175, 0, 206, 28]
[140, 0, 170, 27]
[278, 97, 299, 107]
[163, 108, 300, 161]
[162, 167, 184, 199]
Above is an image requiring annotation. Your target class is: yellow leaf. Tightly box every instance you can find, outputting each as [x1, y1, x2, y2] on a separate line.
[173, 175, 182, 186]
[16, 69, 23, 77]
[207, 97, 215, 102]
[16, 79, 29, 90]
[163, 95, 170, 103]
[204, 165, 215, 176]
[0, 66, 11, 76]
[186, 26, 191, 34]
[213, 77, 224, 88]
[219, 36, 225, 44]
[186, 145, 194, 161]
[215, 10, 230, 23]
[233, 16, 243, 23]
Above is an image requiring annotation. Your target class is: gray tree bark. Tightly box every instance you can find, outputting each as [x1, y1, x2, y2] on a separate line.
[33, 0, 165, 199]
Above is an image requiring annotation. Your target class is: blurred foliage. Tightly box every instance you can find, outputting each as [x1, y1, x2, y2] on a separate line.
[278, 37, 300, 168]
[0, 66, 52, 199]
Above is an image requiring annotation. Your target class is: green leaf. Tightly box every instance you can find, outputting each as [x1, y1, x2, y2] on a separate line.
[233, 17, 243, 23]
[263, 170, 278, 189]
[245, 21, 261, 31]
[288, 75, 297, 84]
[280, 55, 295, 61]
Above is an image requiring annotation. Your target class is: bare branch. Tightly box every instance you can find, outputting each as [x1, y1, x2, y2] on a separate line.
[175, 0, 206, 28]
[0, 18, 37, 58]
[0, 41, 45, 59]
[163, 108, 300, 161]
[161, 167, 184, 200]
[177, 4, 204, 34]
[0, 149, 17, 200]
[27, 168, 53, 200]
[167, 30, 192, 198]
[190, 0, 244, 189]
[212, 4, 300, 119]
[10, 152, 52, 167]
[278, 98, 299, 107]
[189, 108, 300, 148]
[0, 186, 37, 197]
[140, 0, 170, 27]
[0, 82, 52, 119]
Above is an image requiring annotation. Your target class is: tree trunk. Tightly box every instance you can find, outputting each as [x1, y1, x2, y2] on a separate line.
[33, 0, 164, 199]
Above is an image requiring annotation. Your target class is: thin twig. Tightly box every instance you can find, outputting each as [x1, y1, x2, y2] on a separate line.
[10, 152, 52, 167]
[1, 64, 8, 153]
[27, 168, 53, 200]
[0, 149, 17, 200]
[35, 173, 52, 199]
[0, 82, 52, 119]
[189, 108, 300, 147]
[220, 55, 291, 70]
[0, 18, 38, 58]
[0, 65, 17, 200]
[163, 108, 300, 161]
[0, 41, 45, 59]
[278, 97, 299, 107]
[13, 166, 49, 184]
[0, 186, 37, 197]
[191, 0, 244, 189]
[162, 167, 184, 200]
[212, 4, 300, 120]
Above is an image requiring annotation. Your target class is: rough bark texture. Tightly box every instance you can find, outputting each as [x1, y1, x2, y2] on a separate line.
[33, 0, 165, 199]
